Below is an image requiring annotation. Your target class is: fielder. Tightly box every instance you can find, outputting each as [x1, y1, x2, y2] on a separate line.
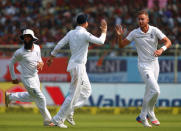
[115, 10, 172, 127]
[47, 13, 107, 128]
[6, 29, 52, 126]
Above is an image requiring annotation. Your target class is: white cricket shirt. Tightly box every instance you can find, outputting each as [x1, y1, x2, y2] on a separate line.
[126, 25, 166, 62]
[51, 26, 106, 71]
[9, 44, 43, 79]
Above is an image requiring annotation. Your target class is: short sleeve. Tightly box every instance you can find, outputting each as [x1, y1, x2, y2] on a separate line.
[155, 27, 166, 40]
[126, 30, 135, 42]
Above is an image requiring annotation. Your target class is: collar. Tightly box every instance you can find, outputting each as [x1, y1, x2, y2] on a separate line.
[76, 26, 87, 31]
[138, 25, 152, 34]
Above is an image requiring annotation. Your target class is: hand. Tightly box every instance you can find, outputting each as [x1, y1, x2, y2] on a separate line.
[12, 79, 19, 84]
[115, 25, 124, 36]
[46, 55, 54, 66]
[37, 62, 44, 70]
[100, 19, 107, 33]
[154, 48, 164, 57]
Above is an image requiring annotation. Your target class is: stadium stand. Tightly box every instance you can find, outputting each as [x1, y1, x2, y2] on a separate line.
[0, 0, 180, 57]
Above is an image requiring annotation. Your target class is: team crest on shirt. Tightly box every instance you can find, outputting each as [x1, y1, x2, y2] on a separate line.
[146, 74, 149, 79]
[150, 34, 153, 38]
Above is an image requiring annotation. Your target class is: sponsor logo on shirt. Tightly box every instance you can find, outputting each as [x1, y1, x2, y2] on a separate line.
[135, 35, 151, 38]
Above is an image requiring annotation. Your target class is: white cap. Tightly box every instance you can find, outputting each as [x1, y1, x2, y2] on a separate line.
[20, 29, 38, 41]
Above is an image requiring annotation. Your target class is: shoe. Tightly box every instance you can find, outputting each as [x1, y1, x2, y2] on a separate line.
[5, 92, 11, 107]
[44, 121, 54, 126]
[66, 115, 76, 126]
[52, 118, 67, 128]
[136, 116, 152, 128]
[151, 120, 160, 126]
[147, 115, 160, 126]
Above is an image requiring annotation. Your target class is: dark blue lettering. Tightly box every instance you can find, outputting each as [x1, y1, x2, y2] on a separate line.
[158, 99, 170, 107]
[171, 99, 181, 107]
[134, 99, 143, 106]
[115, 95, 120, 106]
[103, 99, 114, 107]
[89, 95, 103, 107]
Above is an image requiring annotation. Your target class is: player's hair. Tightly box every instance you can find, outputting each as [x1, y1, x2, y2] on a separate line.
[137, 10, 149, 17]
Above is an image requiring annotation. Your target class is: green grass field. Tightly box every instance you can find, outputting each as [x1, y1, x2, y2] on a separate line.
[0, 113, 181, 131]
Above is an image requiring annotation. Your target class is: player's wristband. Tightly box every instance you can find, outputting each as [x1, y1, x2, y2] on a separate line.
[161, 46, 167, 51]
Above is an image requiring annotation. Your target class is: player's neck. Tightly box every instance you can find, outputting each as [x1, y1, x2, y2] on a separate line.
[31, 44, 34, 51]
[80, 22, 88, 29]
[81, 25, 87, 29]
[140, 25, 149, 33]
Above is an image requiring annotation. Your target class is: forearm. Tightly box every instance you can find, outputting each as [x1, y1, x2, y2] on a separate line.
[117, 35, 124, 48]
[97, 33, 106, 45]
[164, 38, 172, 48]
[160, 37, 172, 51]
[154, 37, 172, 56]
[9, 61, 17, 80]
[51, 44, 62, 56]
[89, 33, 106, 45]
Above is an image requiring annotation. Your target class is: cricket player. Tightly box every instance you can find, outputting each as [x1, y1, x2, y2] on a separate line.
[6, 29, 52, 126]
[115, 10, 172, 127]
[47, 13, 107, 128]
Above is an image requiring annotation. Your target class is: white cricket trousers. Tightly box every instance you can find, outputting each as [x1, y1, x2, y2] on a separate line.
[9, 74, 52, 121]
[138, 60, 160, 120]
[53, 64, 91, 123]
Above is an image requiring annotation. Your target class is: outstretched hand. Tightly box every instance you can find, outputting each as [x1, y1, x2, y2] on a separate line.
[115, 25, 124, 36]
[46, 55, 54, 67]
[100, 19, 107, 33]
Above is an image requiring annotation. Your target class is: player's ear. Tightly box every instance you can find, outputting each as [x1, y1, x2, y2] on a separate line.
[147, 16, 149, 23]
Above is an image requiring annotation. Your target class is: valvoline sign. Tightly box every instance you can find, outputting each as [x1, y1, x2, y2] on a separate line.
[42, 83, 181, 107]
[88, 95, 181, 107]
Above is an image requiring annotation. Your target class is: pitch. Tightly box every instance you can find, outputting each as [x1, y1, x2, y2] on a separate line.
[0, 113, 181, 131]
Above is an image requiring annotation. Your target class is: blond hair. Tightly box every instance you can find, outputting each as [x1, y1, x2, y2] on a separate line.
[137, 10, 149, 17]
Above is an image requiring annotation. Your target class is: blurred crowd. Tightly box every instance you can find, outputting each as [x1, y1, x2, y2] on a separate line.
[0, 0, 181, 50]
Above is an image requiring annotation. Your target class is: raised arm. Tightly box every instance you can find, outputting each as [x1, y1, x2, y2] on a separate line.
[87, 19, 107, 45]
[115, 25, 131, 48]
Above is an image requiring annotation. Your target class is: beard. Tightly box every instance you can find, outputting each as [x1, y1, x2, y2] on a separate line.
[24, 40, 33, 50]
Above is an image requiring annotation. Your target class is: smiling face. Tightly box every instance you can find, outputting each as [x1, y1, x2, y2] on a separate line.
[137, 14, 149, 28]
